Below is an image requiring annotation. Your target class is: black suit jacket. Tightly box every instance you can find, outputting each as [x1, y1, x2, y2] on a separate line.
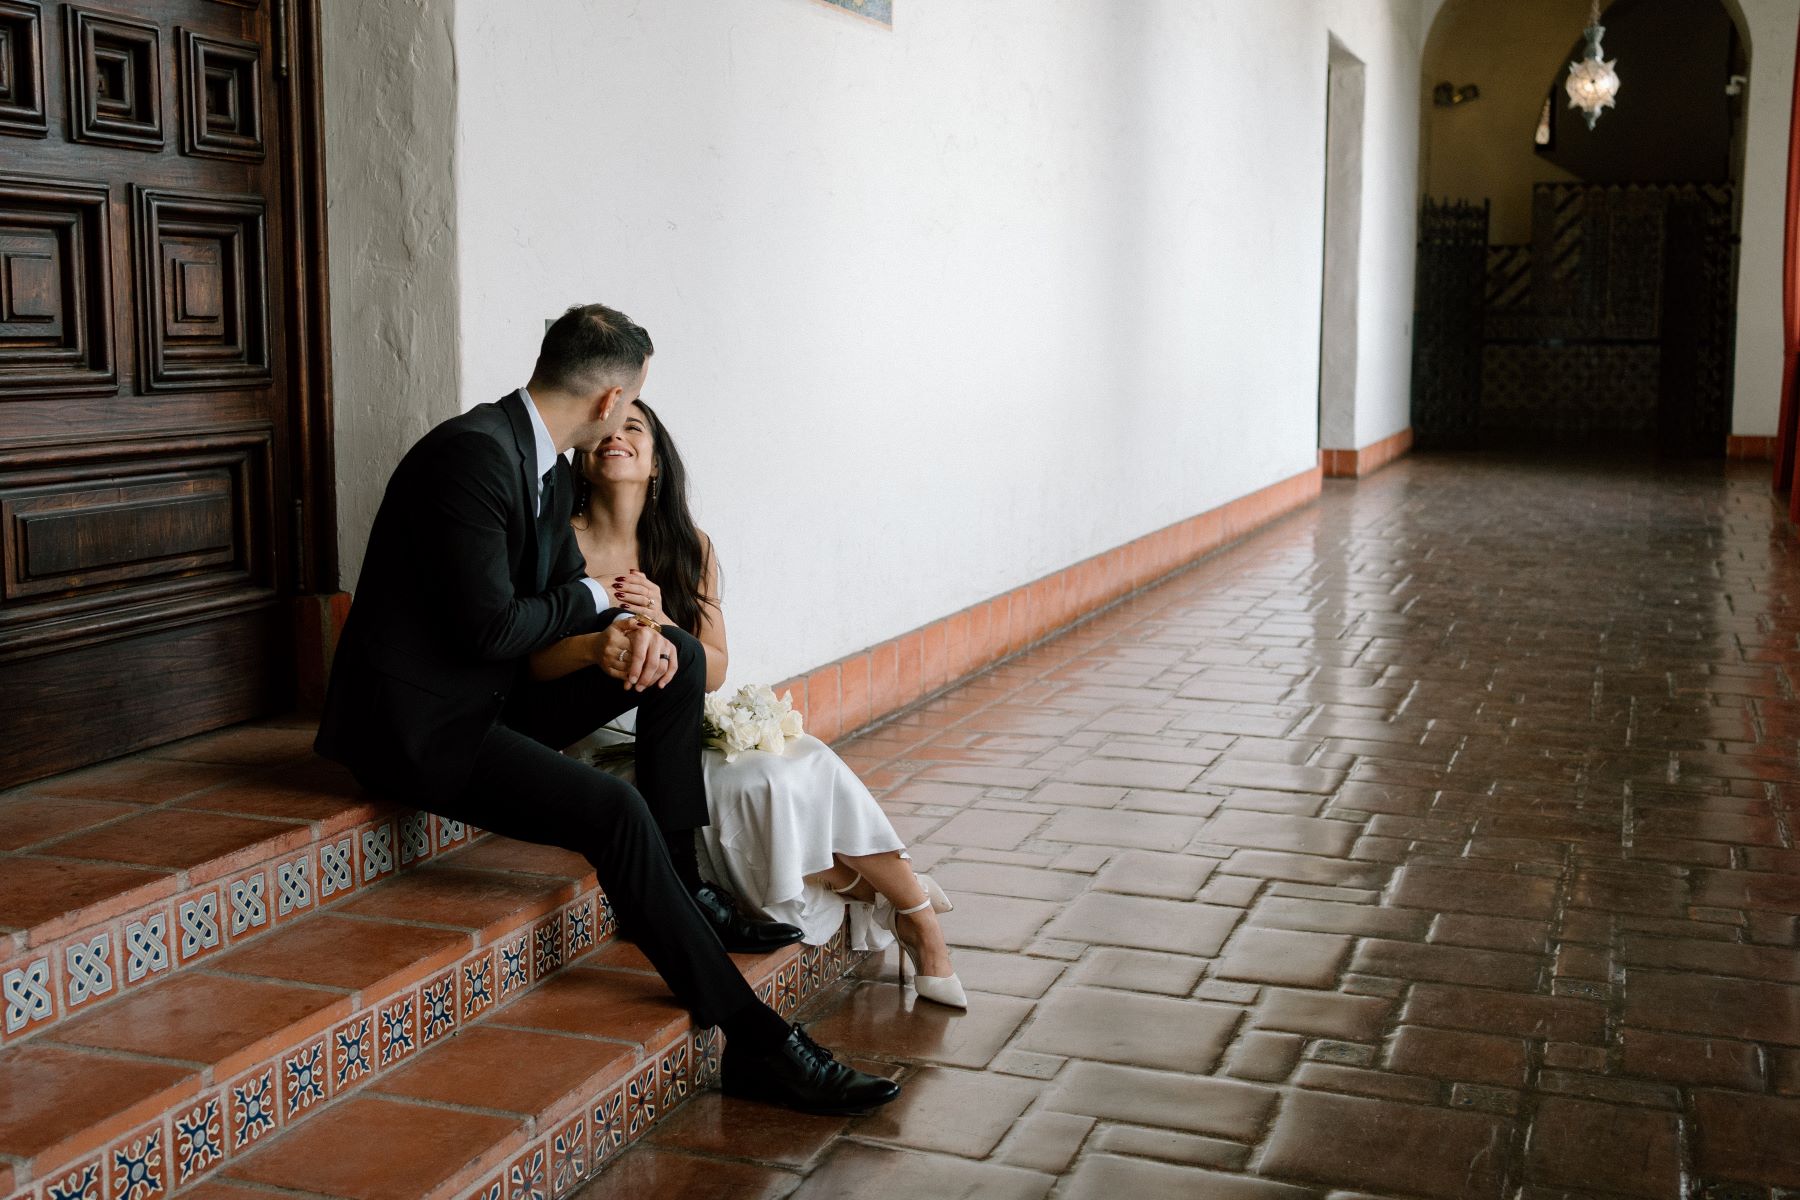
[316, 392, 615, 801]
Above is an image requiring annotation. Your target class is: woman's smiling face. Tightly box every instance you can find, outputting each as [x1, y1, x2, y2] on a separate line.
[585, 401, 656, 487]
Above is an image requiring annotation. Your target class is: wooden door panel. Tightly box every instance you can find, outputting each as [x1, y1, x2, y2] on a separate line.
[0, 0, 301, 787]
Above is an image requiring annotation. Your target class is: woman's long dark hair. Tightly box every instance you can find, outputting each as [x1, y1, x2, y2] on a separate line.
[574, 400, 715, 635]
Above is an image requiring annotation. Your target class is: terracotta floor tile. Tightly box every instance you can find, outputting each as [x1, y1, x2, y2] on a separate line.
[1259, 1089, 1509, 1199]
[1214, 927, 1351, 987]
[921, 810, 1047, 851]
[1616, 1027, 1764, 1090]
[0, 1042, 193, 1163]
[647, 1091, 848, 1169]
[1016, 987, 1238, 1072]
[1349, 938, 1542, 991]
[1091, 849, 1218, 899]
[26, 759, 241, 803]
[1401, 983, 1606, 1043]
[786, 1143, 1052, 1200]
[207, 914, 469, 997]
[51, 972, 349, 1077]
[1252, 989, 1391, 1041]
[1249, 894, 1428, 939]
[1043, 893, 1240, 956]
[438, 838, 595, 879]
[1390, 863, 1559, 920]
[489, 967, 688, 1051]
[802, 982, 1034, 1069]
[0, 796, 138, 853]
[1038, 808, 1204, 851]
[174, 761, 375, 825]
[1525, 1096, 1681, 1197]
[150, 726, 317, 767]
[1047, 1059, 1275, 1139]
[936, 893, 1061, 952]
[1061, 1158, 1316, 1200]
[852, 1066, 1039, 1158]
[39, 810, 311, 880]
[370, 1025, 633, 1117]
[1090, 1125, 1250, 1170]
[1691, 1090, 1800, 1187]
[338, 865, 574, 938]
[1070, 947, 1206, 996]
[924, 861, 1088, 902]
[0, 856, 174, 939]
[225, 1095, 520, 1200]
[1200, 811, 1358, 856]
[1056, 758, 1202, 791]
[1385, 1025, 1529, 1087]
[568, 1148, 800, 1200]
[1621, 970, 1800, 1045]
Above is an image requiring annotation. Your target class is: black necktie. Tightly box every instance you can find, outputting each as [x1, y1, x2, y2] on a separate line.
[535, 464, 557, 592]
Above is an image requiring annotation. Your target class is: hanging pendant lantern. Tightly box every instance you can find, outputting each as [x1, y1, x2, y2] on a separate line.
[1565, 0, 1621, 130]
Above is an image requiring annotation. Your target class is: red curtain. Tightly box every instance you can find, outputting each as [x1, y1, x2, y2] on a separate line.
[1777, 16, 1800, 515]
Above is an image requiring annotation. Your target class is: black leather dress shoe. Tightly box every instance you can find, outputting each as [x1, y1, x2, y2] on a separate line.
[692, 882, 805, 953]
[721, 1024, 901, 1114]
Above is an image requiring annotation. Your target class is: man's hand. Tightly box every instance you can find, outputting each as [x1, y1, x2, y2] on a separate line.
[593, 621, 679, 691]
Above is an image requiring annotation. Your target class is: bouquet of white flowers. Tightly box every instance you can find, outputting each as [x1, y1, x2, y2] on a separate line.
[702, 683, 805, 762]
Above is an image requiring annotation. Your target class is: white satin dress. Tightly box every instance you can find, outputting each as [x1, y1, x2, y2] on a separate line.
[571, 724, 904, 950]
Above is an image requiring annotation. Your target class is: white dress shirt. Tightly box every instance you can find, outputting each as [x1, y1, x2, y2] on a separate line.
[518, 387, 611, 613]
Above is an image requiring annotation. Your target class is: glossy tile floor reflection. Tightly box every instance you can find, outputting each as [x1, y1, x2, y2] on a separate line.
[577, 453, 1800, 1200]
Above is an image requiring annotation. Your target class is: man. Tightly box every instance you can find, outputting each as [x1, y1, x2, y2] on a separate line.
[315, 303, 898, 1114]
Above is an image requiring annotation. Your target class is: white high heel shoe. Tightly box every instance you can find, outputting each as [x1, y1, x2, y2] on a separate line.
[884, 895, 968, 1010]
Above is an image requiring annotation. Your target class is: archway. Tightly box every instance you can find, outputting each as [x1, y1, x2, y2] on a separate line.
[1412, 0, 1749, 453]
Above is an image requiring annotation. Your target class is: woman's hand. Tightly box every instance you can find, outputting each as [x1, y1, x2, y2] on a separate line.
[592, 622, 679, 691]
[609, 569, 670, 625]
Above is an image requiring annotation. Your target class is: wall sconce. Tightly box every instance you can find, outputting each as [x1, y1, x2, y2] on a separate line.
[1433, 82, 1481, 107]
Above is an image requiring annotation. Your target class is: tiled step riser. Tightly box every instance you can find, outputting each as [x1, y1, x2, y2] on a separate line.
[2, 810, 484, 1048]
[453, 938, 858, 1200]
[5, 882, 614, 1200]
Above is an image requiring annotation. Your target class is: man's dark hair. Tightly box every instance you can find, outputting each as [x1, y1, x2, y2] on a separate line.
[532, 303, 654, 393]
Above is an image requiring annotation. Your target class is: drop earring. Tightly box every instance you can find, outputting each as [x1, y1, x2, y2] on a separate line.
[650, 474, 660, 505]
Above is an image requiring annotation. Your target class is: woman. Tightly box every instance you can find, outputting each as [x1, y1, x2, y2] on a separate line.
[533, 400, 964, 1009]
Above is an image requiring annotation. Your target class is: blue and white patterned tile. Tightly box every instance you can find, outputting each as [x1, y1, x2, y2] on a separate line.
[225, 872, 268, 942]
[330, 1013, 374, 1091]
[282, 1037, 329, 1120]
[548, 1114, 587, 1198]
[504, 1143, 548, 1200]
[358, 821, 396, 884]
[460, 949, 496, 1022]
[171, 1094, 226, 1186]
[105, 1117, 168, 1200]
[273, 850, 315, 923]
[590, 1083, 626, 1169]
[419, 970, 456, 1045]
[435, 815, 468, 852]
[690, 1026, 722, 1090]
[657, 1037, 690, 1112]
[122, 908, 171, 990]
[377, 992, 417, 1067]
[41, 1157, 101, 1200]
[623, 1063, 657, 1142]
[174, 890, 223, 965]
[227, 1064, 279, 1151]
[497, 934, 530, 999]
[774, 959, 801, 1018]
[563, 896, 595, 960]
[61, 931, 115, 1013]
[531, 918, 562, 980]
[318, 835, 356, 902]
[397, 811, 432, 866]
[2, 954, 56, 1042]
[594, 894, 617, 942]
[466, 1176, 502, 1200]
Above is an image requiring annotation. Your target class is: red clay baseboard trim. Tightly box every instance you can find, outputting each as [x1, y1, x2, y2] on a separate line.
[1321, 427, 1414, 480]
[1727, 435, 1777, 461]
[777, 461, 1324, 743]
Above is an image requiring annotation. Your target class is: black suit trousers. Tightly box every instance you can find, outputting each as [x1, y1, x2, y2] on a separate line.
[433, 628, 755, 1028]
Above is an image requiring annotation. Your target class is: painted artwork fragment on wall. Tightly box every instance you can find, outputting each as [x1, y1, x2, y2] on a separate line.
[813, 0, 891, 27]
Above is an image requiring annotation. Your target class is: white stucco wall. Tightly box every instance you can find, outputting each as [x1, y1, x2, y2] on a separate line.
[423, 0, 1426, 688]
[321, 0, 462, 592]
[1731, 0, 1800, 436]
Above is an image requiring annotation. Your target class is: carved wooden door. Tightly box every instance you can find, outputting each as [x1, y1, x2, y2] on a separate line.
[0, 0, 298, 785]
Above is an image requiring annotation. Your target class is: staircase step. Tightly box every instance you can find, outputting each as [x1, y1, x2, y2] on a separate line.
[0, 839, 613, 1196]
[0, 729, 476, 1046]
